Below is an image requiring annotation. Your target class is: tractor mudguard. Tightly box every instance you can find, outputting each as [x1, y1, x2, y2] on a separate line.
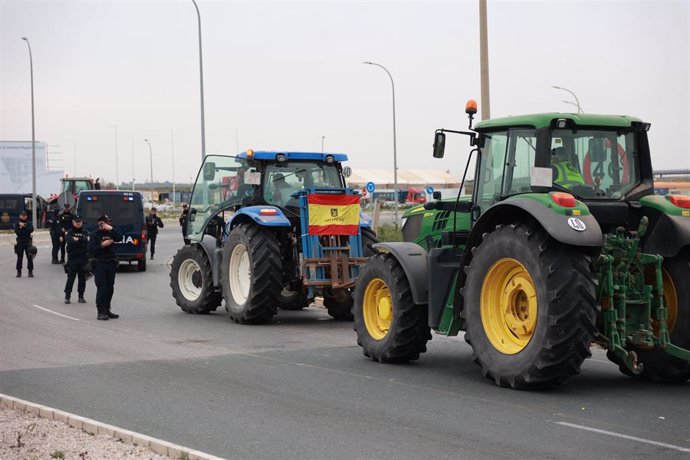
[427, 247, 463, 329]
[227, 206, 291, 231]
[194, 235, 223, 287]
[470, 196, 603, 250]
[372, 242, 428, 305]
[643, 214, 690, 258]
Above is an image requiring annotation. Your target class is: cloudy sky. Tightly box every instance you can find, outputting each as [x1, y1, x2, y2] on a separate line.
[1, 0, 688, 185]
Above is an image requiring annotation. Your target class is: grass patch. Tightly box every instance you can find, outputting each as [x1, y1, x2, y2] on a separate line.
[376, 224, 403, 242]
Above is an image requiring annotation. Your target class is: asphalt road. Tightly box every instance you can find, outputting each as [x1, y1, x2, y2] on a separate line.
[1, 226, 689, 459]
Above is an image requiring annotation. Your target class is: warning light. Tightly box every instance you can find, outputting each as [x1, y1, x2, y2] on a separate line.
[668, 195, 690, 209]
[246, 149, 254, 159]
[259, 208, 278, 216]
[465, 99, 478, 115]
[551, 192, 577, 208]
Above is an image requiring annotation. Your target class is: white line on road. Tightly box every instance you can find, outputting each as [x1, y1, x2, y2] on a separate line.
[31, 304, 80, 321]
[555, 421, 690, 453]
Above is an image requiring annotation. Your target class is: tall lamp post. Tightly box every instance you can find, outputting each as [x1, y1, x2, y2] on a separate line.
[170, 129, 176, 204]
[191, 0, 206, 163]
[21, 37, 37, 227]
[552, 85, 583, 113]
[114, 124, 119, 189]
[363, 61, 399, 227]
[144, 139, 153, 184]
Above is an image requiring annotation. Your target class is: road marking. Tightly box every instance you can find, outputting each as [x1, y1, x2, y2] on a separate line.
[32, 304, 80, 321]
[555, 422, 690, 453]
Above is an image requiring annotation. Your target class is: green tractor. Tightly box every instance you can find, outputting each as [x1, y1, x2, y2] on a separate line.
[353, 101, 690, 389]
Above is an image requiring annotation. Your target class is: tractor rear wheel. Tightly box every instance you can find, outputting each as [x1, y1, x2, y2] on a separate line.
[630, 249, 690, 382]
[462, 222, 596, 389]
[353, 252, 431, 362]
[222, 223, 282, 324]
[170, 245, 221, 314]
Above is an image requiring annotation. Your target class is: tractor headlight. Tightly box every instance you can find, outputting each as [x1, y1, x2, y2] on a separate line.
[276, 153, 287, 163]
[325, 155, 335, 164]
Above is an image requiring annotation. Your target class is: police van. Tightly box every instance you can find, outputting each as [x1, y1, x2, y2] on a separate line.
[76, 190, 148, 271]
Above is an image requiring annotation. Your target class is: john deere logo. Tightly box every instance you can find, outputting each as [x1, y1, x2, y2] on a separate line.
[330, 208, 339, 218]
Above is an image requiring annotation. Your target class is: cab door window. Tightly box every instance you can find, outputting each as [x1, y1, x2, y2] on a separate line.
[475, 131, 508, 213]
[503, 129, 537, 196]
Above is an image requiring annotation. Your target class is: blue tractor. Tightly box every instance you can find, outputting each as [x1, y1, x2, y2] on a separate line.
[170, 150, 377, 323]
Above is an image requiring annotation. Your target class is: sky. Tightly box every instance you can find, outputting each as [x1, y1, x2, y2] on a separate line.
[1, 0, 689, 185]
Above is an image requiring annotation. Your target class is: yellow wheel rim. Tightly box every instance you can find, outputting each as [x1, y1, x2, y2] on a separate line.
[363, 278, 393, 340]
[480, 258, 538, 355]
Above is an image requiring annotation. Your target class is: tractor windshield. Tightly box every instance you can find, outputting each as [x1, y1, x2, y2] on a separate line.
[263, 162, 343, 208]
[188, 155, 250, 241]
[550, 129, 640, 199]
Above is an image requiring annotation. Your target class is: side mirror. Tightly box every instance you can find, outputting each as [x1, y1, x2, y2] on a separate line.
[433, 131, 446, 158]
[433, 191, 442, 200]
[589, 138, 607, 163]
[342, 166, 352, 178]
[203, 162, 216, 181]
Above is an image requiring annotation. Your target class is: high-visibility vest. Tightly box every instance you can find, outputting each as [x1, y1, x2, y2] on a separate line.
[553, 161, 585, 188]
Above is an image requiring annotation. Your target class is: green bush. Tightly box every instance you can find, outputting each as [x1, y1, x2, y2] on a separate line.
[376, 224, 402, 242]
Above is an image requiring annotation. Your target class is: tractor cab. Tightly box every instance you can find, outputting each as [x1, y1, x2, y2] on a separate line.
[58, 176, 96, 208]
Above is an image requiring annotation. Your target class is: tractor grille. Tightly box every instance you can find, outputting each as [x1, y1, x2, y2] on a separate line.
[432, 211, 451, 232]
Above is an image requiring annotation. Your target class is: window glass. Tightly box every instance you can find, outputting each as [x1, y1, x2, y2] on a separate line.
[476, 132, 508, 212]
[551, 129, 639, 199]
[503, 130, 537, 196]
[263, 162, 342, 207]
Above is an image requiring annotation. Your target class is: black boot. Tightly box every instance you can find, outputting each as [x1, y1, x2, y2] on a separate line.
[52, 258, 59, 264]
[16, 270, 21, 278]
[28, 270, 33, 278]
[64, 295, 71, 304]
[106, 310, 119, 319]
[97, 306, 109, 320]
[78, 295, 86, 304]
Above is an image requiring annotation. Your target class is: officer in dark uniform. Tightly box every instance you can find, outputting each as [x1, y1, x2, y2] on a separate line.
[58, 203, 74, 263]
[145, 207, 164, 259]
[88, 214, 122, 320]
[64, 215, 89, 304]
[14, 210, 34, 278]
[48, 205, 62, 264]
[179, 203, 190, 245]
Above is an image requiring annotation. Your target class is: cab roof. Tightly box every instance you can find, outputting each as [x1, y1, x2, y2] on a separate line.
[236, 151, 348, 162]
[474, 113, 644, 131]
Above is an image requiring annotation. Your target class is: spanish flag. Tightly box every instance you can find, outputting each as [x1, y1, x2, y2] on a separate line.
[308, 194, 360, 235]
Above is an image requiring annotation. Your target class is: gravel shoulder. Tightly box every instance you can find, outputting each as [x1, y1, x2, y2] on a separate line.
[0, 405, 171, 460]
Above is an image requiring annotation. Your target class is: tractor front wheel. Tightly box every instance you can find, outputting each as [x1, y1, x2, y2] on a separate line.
[222, 223, 282, 324]
[170, 245, 221, 314]
[353, 252, 431, 362]
[462, 222, 596, 389]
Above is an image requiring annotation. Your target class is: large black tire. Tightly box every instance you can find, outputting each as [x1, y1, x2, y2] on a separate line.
[279, 288, 310, 311]
[361, 227, 378, 257]
[222, 223, 283, 324]
[462, 222, 597, 389]
[353, 252, 431, 363]
[170, 245, 221, 314]
[626, 249, 690, 382]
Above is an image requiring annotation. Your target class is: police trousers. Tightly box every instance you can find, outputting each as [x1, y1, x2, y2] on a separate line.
[15, 244, 33, 271]
[65, 260, 87, 297]
[94, 259, 117, 313]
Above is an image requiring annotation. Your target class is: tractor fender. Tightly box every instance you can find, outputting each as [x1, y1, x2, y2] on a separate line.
[467, 196, 603, 253]
[226, 206, 291, 232]
[372, 242, 428, 305]
[643, 214, 690, 258]
[193, 236, 223, 288]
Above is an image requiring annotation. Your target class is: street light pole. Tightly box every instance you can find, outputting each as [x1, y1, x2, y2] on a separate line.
[479, 0, 491, 120]
[171, 129, 176, 204]
[363, 61, 399, 227]
[191, 0, 206, 163]
[21, 37, 37, 228]
[144, 139, 153, 184]
[552, 85, 583, 113]
[114, 124, 119, 189]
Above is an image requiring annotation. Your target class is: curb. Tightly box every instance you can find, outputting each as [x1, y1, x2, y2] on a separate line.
[0, 393, 225, 460]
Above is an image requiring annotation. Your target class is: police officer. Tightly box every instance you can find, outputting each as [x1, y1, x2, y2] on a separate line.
[14, 210, 34, 278]
[58, 203, 74, 263]
[88, 214, 122, 320]
[145, 207, 164, 259]
[64, 215, 89, 304]
[48, 205, 63, 264]
[179, 203, 190, 245]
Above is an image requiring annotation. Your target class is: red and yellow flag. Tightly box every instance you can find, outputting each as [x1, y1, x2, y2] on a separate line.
[308, 194, 360, 235]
